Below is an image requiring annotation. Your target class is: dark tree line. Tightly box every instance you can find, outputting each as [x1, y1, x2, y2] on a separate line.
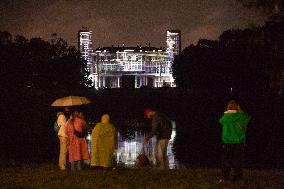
[0, 32, 92, 162]
[172, 14, 284, 95]
[0, 32, 91, 93]
[236, 0, 283, 14]
[172, 14, 284, 168]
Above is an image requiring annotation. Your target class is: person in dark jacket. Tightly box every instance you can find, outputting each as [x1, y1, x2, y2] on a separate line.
[142, 108, 172, 169]
[218, 100, 250, 183]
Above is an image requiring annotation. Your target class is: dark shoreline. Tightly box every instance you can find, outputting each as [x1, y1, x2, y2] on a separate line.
[1, 87, 284, 169]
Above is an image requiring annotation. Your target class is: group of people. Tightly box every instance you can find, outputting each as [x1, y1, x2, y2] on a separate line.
[143, 100, 250, 183]
[55, 106, 173, 171]
[56, 107, 117, 170]
[55, 100, 250, 183]
[143, 99, 250, 179]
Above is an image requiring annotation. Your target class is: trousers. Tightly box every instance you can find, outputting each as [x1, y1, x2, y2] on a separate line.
[58, 136, 68, 170]
[221, 143, 245, 179]
[155, 139, 169, 169]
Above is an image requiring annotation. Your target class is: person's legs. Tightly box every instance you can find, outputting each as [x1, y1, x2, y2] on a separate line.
[154, 141, 160, 168]
[159, 139, 169, 169]
[155, 139, 169, 169]
[220, 144, 233, 180]
[70, 162, 75, 170]
[77, 160, 82, 170]
[71, 161, 82, 170]
[232, 144, 245, 180]
[59, 136, 68, 170]
[82, 159, 90, 170]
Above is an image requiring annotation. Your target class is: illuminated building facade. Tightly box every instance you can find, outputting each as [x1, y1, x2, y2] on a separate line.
[166, 30, 181, 66]
[78, 29, 94, 82]
[93, 46, 175, 88]
[78, 29, 181, 88]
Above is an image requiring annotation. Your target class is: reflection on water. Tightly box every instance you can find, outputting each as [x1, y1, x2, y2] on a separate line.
[86, 121, 178, 169]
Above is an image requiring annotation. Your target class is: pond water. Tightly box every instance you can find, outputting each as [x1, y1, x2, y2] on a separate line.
[86, 121, 178, 169]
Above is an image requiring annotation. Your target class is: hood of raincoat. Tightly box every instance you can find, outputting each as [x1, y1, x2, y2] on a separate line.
[101, 114, 110, 124]
[222, 110, 242, 122]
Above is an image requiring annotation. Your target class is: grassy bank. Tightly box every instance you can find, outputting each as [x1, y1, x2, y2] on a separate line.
[0, 163, 283, 189]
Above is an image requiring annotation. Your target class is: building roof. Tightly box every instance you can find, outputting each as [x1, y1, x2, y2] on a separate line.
[167, 30, 181, 34]
[95, 46, 166, 53]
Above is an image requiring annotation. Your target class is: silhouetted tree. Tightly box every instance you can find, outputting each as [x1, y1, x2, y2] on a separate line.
[0, 31, 12, 45]
[0, 32, 93, 161]
[0, 32, 91, 92]
[172, 22, 284, 93]
[236, 0, 283, 14]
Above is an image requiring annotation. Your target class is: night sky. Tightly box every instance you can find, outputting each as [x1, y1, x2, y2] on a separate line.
[0, 0, 266, 49]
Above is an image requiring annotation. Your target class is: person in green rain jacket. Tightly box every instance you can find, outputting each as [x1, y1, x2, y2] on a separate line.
[91, 114, 117, 168]
[218, 100, 250, 183]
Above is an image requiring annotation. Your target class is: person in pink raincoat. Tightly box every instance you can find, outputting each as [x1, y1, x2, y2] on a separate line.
[67, 111, 89, 170]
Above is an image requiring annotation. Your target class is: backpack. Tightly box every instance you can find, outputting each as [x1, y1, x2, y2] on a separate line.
[74, 126, 88, 138]
[137, 153, 150, 167]
[53, 120, 59, 133]
[136, 145, 150, 167]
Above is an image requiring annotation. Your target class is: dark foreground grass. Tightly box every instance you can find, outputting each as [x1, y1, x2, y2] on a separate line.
[0, 163, 283, 189]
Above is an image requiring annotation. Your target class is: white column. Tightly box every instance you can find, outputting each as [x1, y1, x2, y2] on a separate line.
[94, 76, 97, 89]
[118, 76, 120, 88]
[145, 76, 147, 87]
[103, 76, 105, 87]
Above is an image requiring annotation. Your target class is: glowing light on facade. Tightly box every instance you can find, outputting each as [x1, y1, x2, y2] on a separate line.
[78, 29, 94, 84]
[166, 30, 181, 67]
[78, 29, 181, 88]
[93, 46, 176, 89]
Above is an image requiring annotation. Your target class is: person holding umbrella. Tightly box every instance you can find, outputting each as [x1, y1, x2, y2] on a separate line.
[67, 111, 89, 170]
[51, 95, 91, 170]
